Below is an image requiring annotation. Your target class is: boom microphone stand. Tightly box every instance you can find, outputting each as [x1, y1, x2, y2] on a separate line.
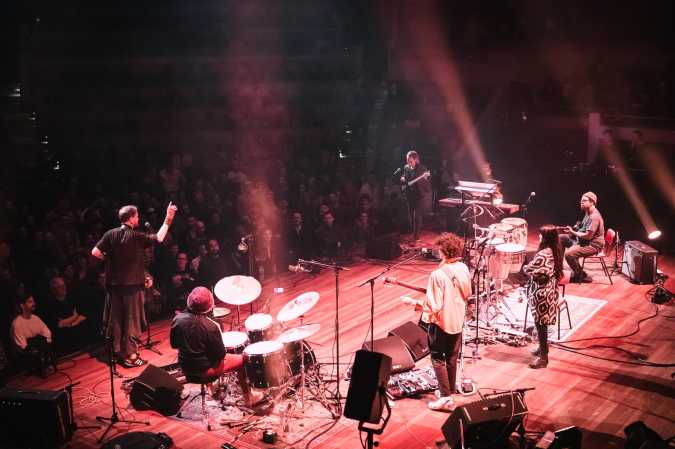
[96, 292, 149, 443]
[297, 258, 349, 415]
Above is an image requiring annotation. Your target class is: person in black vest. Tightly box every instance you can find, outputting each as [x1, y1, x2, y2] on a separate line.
[400, 150, 431, 244]
[91, 202, 177, 368]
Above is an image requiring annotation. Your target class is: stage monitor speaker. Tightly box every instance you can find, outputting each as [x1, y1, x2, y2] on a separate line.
[362, 335, 415, 373]
[441, 392, 528, 449]
[100, 431, 174, 449]
[344, 350, 392, 424]
[388, 321, 430, 361]
[0, 388, 72, 448]
[130, 364, 184, 416]
[367, 233, 402, 260]
[622, 241, 658, 284]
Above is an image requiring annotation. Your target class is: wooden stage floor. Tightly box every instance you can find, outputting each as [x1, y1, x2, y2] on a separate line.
[6, 232, 675, 449]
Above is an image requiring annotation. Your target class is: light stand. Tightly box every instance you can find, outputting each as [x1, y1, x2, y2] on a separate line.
[96, 292, 149, 443]
[357, 387, 391, 449]
[297, 258, 349, 415]
[611, 230, 625, 274]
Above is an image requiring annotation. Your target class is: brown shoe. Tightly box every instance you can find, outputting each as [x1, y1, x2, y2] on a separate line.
[244, 390, 266, 407]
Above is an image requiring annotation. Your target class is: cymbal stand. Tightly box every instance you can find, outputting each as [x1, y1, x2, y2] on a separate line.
[297, 259, 349, 416]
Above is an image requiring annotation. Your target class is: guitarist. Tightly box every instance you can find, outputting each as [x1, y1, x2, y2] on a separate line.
[400, 233, 471, 411]
[400, 149, 431, 244]
[560, 191, 605, 283]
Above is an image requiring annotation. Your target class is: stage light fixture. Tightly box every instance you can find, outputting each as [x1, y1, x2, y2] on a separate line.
[647, 230, 662, 240]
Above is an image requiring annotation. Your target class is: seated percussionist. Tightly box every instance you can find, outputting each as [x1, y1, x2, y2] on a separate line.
[170, 286, 263, 406]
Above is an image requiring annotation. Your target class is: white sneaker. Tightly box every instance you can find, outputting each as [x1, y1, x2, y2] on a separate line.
[428, 396, 454, 411]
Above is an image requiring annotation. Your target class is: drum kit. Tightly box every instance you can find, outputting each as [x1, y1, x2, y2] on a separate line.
[212, 275, 326, 413]
[471, 217, 529, 327]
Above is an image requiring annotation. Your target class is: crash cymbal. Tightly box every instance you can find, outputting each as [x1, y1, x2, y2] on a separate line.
[277, 323, 321, 343]
[276, 291, 319, 322]
[214, 275, 262, 305]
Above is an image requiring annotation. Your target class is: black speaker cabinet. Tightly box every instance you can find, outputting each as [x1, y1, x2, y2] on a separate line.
[0, 388, 73, 448]
[366, 233, 402, 260]
[442, 392, 528, 449]
[344, 350, 392, 424]
[362, 335, 415, 373]
[130, 364, 184, 416]
[622, 241, 658, 284]
[388, 321, 430, 361]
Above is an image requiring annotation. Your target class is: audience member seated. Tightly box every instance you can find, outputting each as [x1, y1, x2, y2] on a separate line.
[11, 294, 55, 377]
[166, 253, 195, 312]
[315, 211, 350, 262]
[43, 276, 89, 356]
[198, 239, 233, 289]
[286, 211, 314, 264]
[352, 211, 376, 248]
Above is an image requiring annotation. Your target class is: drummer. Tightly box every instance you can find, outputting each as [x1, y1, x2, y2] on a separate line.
[170, 286, 264, 406]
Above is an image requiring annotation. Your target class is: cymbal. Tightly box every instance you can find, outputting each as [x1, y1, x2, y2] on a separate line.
[277, 323, 321, 343]
[214, 275, 262, 305]
[276, 291, 319, 322]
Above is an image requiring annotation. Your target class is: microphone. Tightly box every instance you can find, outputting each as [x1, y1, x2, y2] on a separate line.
[393, 167, 402, 176]
[524, 191, 536, 205]
[144, 221, 151, 230]
[288, 264, 311, 273]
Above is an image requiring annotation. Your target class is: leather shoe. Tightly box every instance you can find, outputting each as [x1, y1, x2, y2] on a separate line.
[529, 357, 548, 369]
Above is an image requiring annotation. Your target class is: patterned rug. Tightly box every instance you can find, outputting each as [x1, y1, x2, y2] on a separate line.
[489, 290, 607, 341]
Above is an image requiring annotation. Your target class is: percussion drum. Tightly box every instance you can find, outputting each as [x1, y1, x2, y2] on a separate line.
[488, 223, 514, 243]
[501, 217, 528, 247]
[212, 307, 230, 331]
[243, 341, 288, 388]
[221, 331, 248, 354]
[244, 313, 275, 343]
[490, 243, 525, 279]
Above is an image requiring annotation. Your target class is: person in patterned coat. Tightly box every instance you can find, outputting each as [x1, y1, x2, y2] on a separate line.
[523, 225, 564, 369]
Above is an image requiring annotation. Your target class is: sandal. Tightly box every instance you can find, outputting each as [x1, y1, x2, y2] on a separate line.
[120, 356, 147, 368]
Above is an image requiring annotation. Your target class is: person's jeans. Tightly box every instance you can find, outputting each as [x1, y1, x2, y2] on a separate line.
[559, 235, 599, 276]
[420, 321, 462, 396]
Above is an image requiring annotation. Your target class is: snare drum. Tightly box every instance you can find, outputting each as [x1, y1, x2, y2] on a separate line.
[501, 217, 528, 247]
[488, 223, 514, 243]
[212, 307, 230, 331]
[489, 243, 525, 279]
[221, 331, 248, 354]
[244, 313, 275, 343]
[243, 341, 288, 388]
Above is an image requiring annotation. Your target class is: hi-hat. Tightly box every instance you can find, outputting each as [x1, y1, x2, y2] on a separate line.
[214, 275, 262, 305]
[277, 324, 321, 343]
[276, 291, 319, 322]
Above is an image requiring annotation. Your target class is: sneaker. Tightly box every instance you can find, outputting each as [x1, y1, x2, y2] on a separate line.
[428, 396, 454, 411]
[120, 356, 147, 368]
[530, 346, 541, 357]
[528, 357, 548, 369]
[244, 390, 266, 407]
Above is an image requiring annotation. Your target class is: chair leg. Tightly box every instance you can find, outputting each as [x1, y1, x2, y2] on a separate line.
[565, 303, 572, 329]
[557, 309, 562, 340]
[562, 284, 565, 298]
[600, 258, 613, 285]
[523, 302, 529, 332]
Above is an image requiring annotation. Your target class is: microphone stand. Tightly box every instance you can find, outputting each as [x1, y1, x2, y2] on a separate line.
[469, 237, 491, 360]
[96, 291, 149, 443]
[357, 250, 423, 351]
[297, 258, 349, 416]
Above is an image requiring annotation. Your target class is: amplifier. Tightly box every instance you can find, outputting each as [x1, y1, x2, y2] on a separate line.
[0, 388, 72, 448]
[622, 241, 658, 284]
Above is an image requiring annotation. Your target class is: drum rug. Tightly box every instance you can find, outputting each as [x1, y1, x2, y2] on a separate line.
[489, 291, 607, 342]
[169, 381, 351, 448]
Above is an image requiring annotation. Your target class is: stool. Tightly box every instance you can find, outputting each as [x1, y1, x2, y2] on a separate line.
[523, 281, 573, 340]
[176, 374, 218, 431]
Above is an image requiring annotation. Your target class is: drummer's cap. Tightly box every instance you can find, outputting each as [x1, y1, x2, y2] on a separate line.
[187, 286, 214, 314]
[582, 191, 597, 205]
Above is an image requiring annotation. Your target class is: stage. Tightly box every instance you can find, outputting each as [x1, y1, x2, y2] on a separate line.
[5, 231, 674, 449]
